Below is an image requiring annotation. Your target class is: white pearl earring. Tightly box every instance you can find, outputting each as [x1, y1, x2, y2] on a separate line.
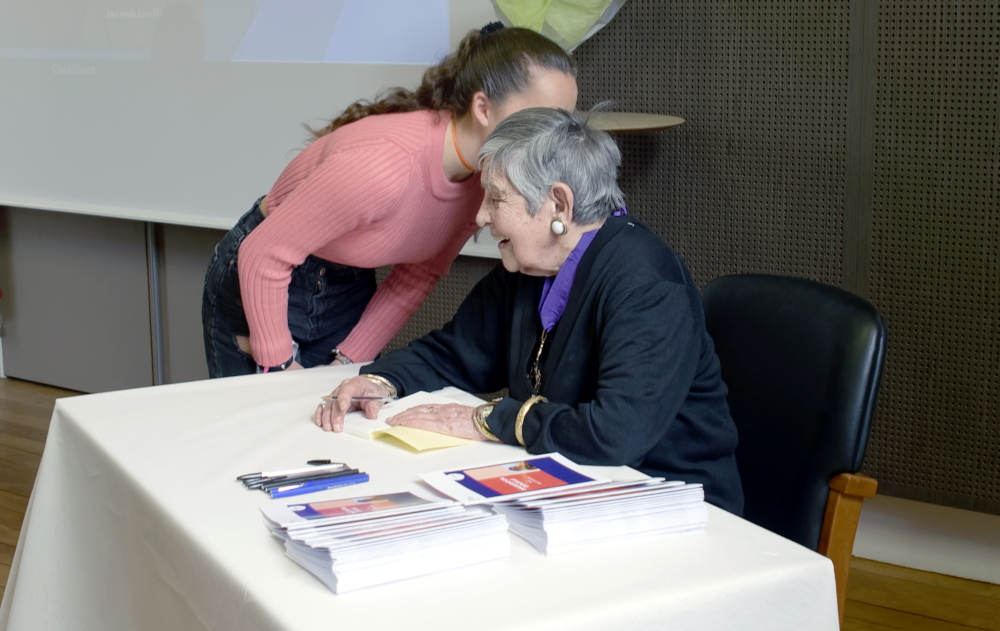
[551, 218, 567, 235]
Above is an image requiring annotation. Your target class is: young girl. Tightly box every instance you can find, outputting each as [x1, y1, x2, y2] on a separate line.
[202, 24, 578, 377]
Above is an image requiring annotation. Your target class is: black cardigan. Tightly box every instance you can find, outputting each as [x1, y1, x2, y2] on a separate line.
[364, 216, 744, 514]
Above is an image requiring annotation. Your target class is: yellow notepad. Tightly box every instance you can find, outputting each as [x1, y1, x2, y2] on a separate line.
[371, 426, 473, 451]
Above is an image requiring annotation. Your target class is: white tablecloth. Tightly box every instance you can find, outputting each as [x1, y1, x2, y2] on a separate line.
[0, 366, 839, 631]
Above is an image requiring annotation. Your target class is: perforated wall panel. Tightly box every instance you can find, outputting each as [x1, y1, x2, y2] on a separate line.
[573, 0, 849, 287]
[865, 1, 999, 514]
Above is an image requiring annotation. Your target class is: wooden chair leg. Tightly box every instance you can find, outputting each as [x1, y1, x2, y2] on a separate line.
[818, 473, 878, 627]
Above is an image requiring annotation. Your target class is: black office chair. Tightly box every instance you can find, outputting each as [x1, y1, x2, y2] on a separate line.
[701, 273, 887, 624]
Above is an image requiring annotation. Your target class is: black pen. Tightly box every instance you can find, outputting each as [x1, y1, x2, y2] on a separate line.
[254, 470, 360, 491]
[253, 469, 361, 491]
[237, 462, 347, 482]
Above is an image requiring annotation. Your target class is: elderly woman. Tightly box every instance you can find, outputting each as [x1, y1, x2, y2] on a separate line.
[314, 108, 744, 514]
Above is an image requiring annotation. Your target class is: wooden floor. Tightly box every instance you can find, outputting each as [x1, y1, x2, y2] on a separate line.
[1, 377, 998, 629]
[0, 377, 82, 598]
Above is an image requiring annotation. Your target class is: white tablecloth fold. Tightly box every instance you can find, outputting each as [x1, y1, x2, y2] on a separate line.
[0, 366, 839, 631]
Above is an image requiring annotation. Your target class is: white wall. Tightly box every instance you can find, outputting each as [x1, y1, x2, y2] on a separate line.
[855, 495, 1000, 585]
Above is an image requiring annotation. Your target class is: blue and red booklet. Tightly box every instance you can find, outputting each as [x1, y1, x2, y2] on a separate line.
[419, 453, 609, 504]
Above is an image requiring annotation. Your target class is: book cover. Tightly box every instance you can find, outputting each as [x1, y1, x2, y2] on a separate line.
[420, 453, 609, 504]
[290, 492, 430, 520]
[261, 490, 453, 530]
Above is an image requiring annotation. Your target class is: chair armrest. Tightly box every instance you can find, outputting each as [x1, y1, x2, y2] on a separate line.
[829, 472, 878, 498]
[819, 473, 878, 626]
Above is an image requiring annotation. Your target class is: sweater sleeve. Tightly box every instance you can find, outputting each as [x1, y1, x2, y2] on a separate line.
[360, 245, 702, 462]
[364, 269, 703, 465]
[337, 220, 483, 362]
[359, 263, 512, 394]
[498, 280, 701, 466]
[480, 281, 700, 466]
[239, 140, 412, 366]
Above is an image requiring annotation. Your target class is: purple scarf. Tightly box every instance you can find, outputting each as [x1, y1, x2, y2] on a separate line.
[538, 208, 627, 331]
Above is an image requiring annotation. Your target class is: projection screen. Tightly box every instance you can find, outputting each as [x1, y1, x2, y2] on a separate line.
[0, 0, 498, 230]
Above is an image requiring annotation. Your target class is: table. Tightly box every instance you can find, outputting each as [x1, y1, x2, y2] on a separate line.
[0, 366, 839, 631]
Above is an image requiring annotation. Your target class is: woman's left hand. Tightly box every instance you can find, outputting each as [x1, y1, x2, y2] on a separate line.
[385, 403, 487, 441]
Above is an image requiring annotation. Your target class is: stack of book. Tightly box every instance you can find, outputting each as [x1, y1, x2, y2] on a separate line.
[260, 490, 509, 594]
[489, 478, 707, 555]
[420, 453, 708, 555]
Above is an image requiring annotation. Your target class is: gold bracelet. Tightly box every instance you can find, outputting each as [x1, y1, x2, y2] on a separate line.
[360, 373, 398, 398]
[472, 402, 500, 442]
[515, 395, 547, 447]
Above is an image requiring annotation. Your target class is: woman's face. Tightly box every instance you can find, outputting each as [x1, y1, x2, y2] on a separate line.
[486, 67, 578, 136]
[476, 172, 564, 277]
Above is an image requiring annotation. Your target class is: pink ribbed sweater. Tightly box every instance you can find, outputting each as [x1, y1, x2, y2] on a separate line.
[238, 110, 483, 366]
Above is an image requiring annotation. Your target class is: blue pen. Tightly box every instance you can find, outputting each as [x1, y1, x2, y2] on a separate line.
[268, 472, 370, 499]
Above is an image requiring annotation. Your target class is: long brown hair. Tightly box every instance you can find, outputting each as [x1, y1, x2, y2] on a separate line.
[306, 26, 575, 139]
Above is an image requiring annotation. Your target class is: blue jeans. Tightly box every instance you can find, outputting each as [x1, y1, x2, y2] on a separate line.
[202, 198, 377, 378]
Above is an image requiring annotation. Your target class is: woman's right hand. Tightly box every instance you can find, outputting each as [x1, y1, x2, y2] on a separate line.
[312, 376, 390, 432]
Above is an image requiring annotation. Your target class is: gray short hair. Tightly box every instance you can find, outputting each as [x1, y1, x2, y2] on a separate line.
[478, 108, 625, 225]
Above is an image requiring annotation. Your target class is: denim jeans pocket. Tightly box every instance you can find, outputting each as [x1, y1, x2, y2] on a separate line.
[287, 257, 376, 342]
